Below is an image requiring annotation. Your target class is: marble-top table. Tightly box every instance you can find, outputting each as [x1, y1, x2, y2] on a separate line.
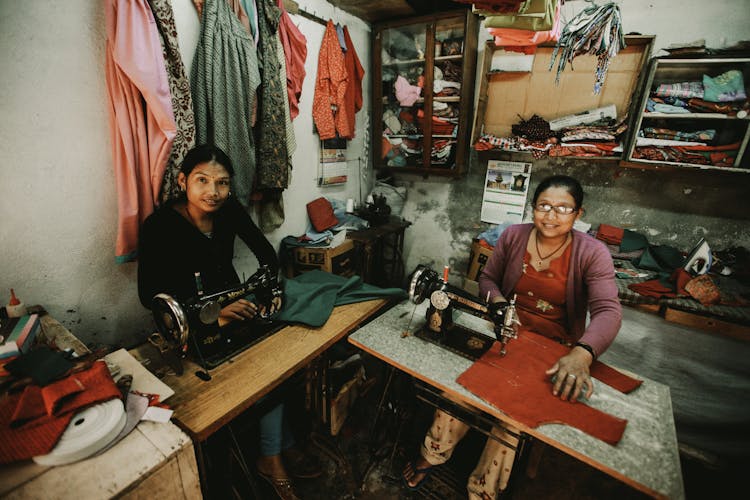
[349, 300, 684, 499]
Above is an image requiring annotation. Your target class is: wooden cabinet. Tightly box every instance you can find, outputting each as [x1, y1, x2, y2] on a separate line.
[372, 10, 479, 176]
[621, 57, 750, 172]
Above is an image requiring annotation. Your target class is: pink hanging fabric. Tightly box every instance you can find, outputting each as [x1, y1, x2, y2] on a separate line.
[105, 0, 176, 263]
[277, 0, 307, 120]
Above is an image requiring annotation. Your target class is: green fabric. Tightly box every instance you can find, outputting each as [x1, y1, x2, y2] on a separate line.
[274, 271, 407, 327]
[619, 229, 650, 252]
[191, 0, 260, 208]
[633, 245, 685, 273]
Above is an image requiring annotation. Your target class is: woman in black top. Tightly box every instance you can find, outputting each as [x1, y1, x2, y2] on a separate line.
[138, 146, 279, 322]
[138, 145, 316, 499]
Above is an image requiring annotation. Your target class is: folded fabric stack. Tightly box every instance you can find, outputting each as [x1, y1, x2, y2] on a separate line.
[635, 69, 748, 167]
[474, 113, 626, 159]
[479, 0, 561, 55]
[431, 139, 456, 165]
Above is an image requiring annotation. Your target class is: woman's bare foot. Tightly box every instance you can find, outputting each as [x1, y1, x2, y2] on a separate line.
[402, 456, 433, 489]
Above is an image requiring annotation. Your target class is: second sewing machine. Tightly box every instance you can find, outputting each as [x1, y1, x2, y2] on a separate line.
[407, 265, 520, 360]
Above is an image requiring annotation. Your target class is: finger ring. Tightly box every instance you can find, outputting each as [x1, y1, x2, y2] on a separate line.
[567, 374, 576, 380]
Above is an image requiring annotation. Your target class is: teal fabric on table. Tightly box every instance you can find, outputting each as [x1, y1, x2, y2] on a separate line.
[274, 270, 407, 327]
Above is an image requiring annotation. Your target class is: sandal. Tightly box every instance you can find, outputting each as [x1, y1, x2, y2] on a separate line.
[257, 469, 301, 500]
[402, 460, 436, 492]
[283, 448, 324, 479]
[287, 454, 323, 479]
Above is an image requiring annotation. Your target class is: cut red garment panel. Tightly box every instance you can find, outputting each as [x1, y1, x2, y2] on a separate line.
[0, 361, 121, 464]
[457, 331, 641, 445]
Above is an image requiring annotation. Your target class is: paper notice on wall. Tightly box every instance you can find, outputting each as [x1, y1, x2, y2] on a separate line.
[480, 160, 532, 224]
[319, 137, 348, 186]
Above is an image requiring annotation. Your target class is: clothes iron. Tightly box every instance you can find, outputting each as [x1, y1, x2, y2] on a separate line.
[684, 238, 712, 275]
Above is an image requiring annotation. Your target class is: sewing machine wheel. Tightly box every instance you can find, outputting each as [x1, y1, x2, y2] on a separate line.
[430, 290, 450, 310]
[408, 265, 439, 304]
[152, 293, 189, 349]
[198, 301, 221, 325]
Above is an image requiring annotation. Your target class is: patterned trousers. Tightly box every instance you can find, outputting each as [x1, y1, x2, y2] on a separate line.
[420, 409, 520, 499]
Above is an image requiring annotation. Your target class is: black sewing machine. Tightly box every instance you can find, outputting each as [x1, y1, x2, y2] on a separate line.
[408, 265, 520, 360]
[150, 265, 284, 371]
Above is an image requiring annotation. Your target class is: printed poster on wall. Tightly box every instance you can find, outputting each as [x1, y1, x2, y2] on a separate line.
[480, 160, 532, 224]
[318, 137, 348, 186]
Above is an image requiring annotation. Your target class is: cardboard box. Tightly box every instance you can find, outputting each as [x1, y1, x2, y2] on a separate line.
[467, 239, 494, 282]
[287, 239, 355, 278]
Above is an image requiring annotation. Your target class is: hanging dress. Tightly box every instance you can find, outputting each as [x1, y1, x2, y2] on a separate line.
[147, 0, 197, 203]
[105, 0, 177, 263]
[191, 0, 260, 208]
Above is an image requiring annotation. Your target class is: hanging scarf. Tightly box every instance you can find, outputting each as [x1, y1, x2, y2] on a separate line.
[549, 2, 625, 94]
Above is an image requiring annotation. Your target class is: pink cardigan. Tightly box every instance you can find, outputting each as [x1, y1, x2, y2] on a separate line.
[478, 223, 621, 357]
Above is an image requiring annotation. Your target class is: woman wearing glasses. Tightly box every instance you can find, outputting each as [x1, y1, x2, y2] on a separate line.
[403, 175, 621, 498]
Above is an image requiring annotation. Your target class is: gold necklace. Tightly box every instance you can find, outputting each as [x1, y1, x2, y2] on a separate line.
[534, 232, 568, 266]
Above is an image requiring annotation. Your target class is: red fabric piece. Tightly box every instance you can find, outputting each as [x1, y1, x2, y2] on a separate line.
[628, 268, 692, 299]
[11, 376, 85, 425]
[596, 224, 624, 245]
[457, 331, 642, 445]
[0, 361, 121, 464]
[478, 239, 494, 250]
[306, 197, 339, 232]
[277, 0, 307, 120]
[338, 26, 364, 139]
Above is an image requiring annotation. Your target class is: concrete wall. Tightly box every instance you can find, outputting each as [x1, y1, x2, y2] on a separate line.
[0, 0, 371, 347]
[400, 0, 750, 283]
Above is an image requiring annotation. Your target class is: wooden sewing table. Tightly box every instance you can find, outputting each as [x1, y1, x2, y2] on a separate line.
[155, 299, 389, 493]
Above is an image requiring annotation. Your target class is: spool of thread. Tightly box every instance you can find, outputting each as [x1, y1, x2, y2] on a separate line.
[6, 288, 27, 318]
[346, 198, 354, 213]
[443, 266, 450, 283]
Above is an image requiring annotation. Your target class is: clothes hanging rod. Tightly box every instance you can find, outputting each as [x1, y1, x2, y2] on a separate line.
[295, 8, 328, 27]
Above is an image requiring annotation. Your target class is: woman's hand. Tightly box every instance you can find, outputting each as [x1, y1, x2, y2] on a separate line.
[258, 296, 283, 318]
[218, 299, 258, 326]
[545, 346, 594, 402]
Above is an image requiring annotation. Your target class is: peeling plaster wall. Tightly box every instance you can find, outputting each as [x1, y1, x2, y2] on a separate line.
[399, 153, 750, 285]
[0, 0, 371, 348]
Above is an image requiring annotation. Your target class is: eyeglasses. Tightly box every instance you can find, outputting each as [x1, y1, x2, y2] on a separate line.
[534, 203, 578, 215]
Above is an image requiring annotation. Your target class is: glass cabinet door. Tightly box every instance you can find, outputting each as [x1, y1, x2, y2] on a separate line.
[380, 23, 429, 169]
[431, 17, 465, 169]
[375, 11, 477, 176]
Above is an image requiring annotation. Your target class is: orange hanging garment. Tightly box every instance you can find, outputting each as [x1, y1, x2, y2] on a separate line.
[312, 20, 348, 140]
